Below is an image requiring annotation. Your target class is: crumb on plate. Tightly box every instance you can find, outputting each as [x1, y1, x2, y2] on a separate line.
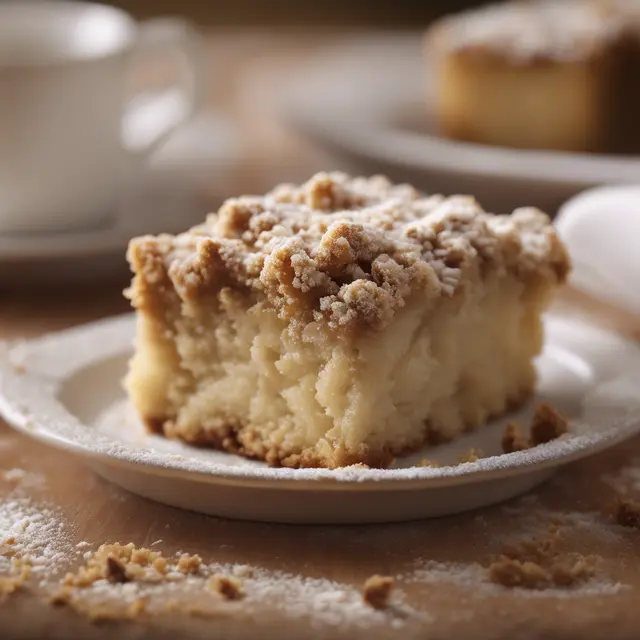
[501, 423, 531, 454]
[530, 402, 568, 446]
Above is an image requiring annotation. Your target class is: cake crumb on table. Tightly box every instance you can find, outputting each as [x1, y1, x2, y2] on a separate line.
[488, 557, 550, 589]
[105, 556, 130, 584]
[177, 553, 202, 575]
[501, 423, 531, 453]
[488, 527, 596, 590]
[208, 575, 244, 600]
[362, 575, 394, 609]
[419, 459, 441, 468]
[0, 557, 31, 597]
[530, 403, 568, 446]
[613, 498, 640, 529]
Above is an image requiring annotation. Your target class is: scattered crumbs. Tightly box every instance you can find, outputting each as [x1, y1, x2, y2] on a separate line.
[362, 575, 394, 610]
[209, 575, 244, 600]
[0, 497, 75, 587]
[459, 448, 483, 464]
[530, 403, 568, 446]
[76, 541, 91, 550]
[345, 463, 370, 470]
[418, 459, 441, 468]
[613, 498, 640, 529]
[151, 539, 163, 547]
[488, 557, 549, 589]
[489, 527, 596, 590]
[501, 423, 530, 454]
[63, 543, 169, 588]
[177, 553, 202, 575]
[0, 556, 31, 597]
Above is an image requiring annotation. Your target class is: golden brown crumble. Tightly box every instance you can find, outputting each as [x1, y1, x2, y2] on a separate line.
[177, 553, 202, 575]
[501, 422, 531, 454]
[208, 575, 245, 600]
[362, 575, 395, 609]
[488, 527, 596, 590]
[530, 403, 568, 446]
[127, 172, 569, 334]
[62, 543, 203, 589]
[488, 557, 550, 589]
[613, 498, 640, 529]
[419, 458, 441, 468]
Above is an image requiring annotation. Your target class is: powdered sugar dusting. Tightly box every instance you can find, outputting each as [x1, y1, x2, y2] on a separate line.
[69, 558, 420, 629]
[603, 456, 640, 495]
[0, 496, 76, 586]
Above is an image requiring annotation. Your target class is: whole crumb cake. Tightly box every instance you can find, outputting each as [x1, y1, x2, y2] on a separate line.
[426, 0, 640, 153]
[125, 172, 569, 469]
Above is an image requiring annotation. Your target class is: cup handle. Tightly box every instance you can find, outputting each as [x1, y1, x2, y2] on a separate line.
[121, 17, 204, 159]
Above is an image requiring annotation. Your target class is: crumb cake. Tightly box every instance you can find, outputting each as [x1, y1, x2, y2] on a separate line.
[125, 172, 569, 469]
[425, 0, 640, 153]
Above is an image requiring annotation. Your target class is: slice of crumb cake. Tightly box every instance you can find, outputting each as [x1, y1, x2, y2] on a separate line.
[125, 172, 570, 469]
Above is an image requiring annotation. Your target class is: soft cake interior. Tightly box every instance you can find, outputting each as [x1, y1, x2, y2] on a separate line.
[127, 266, 551, 469]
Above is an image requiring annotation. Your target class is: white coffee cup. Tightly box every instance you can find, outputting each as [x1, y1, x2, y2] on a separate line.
[0, 1, 204, 234]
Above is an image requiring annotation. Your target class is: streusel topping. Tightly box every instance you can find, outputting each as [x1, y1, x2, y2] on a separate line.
[128, 172, 569, 333]
[429, 0, 640, 64]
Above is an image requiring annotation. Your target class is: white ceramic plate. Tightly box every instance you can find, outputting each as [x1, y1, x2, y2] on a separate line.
[279, 34, 640, 214]
[1, 313, 639, 524]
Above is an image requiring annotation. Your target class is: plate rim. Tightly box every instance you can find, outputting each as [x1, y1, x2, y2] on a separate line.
[279, 33, 640, 191]
[1, 312, 640, 491]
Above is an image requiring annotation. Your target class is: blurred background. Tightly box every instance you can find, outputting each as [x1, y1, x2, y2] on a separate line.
[106, 0, 484, 25]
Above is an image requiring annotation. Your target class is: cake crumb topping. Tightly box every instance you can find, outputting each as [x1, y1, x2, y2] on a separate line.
[127, 172, 569, 334]
[362, 574, 394, 609]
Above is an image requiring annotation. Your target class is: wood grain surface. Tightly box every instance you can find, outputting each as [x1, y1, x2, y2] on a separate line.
[1, 28, 640, 640]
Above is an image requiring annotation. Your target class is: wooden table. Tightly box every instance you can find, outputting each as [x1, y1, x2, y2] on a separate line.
[2, 30, 640, 640]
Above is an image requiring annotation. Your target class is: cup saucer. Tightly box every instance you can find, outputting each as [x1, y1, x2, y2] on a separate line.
[0, 111, 243, 288]
[0, 174, 206, 288]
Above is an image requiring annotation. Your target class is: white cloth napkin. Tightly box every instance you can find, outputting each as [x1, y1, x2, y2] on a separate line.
[555, 185, 640, 316]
